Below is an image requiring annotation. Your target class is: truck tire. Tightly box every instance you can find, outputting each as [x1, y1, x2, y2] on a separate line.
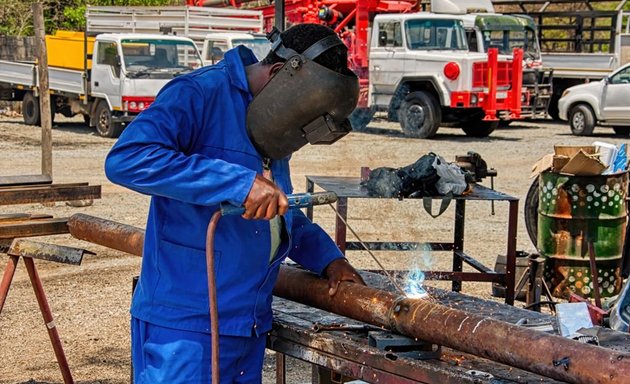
[547, 96, 560, 120]
[461, 120, 498, 137]
[524, 176, 539, 248]
[398, 91, 441, 139]
[349, 107, 375, 132]
[613, 127, 630, 136]
[569, 104, 595, 136]
[95, 102, 123, 138]
[22, 92, 40, 125]
[498, 120, 512, 129]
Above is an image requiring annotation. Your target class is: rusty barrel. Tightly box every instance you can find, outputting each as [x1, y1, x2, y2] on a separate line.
[537, 171, 628, 298]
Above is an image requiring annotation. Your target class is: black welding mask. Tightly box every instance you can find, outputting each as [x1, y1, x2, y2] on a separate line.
[246, 28, 359, 160]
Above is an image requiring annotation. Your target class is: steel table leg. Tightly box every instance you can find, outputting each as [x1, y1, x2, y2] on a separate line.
[335, 198, 348, 255]
[23, 257, 74, 384]
[276, 352, 286, 384]
[452, 200, 465, 292]
[505, 200, 519, 305]
[306, 178, 315, 221]
[0, 255, 18, 314]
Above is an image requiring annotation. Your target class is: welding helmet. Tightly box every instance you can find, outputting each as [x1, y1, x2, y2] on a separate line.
[246, 27, 359, 160]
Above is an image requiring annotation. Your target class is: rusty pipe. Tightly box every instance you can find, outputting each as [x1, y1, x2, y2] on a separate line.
[67, 214, 144, 257]
[65, 214, 630, 383]
[274, 266, 630, 384]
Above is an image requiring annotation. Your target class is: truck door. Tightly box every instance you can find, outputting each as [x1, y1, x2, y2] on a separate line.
[91, 41, 122, 110]
[205, 40, 228, 65]
[370, 21, 405, 103]
[601, 65, 630, 121]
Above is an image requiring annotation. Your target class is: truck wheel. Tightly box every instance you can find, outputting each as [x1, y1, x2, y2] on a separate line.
[498, 120, 512, 129]
[569, 104, 595, 136]
[398, 91, 441, 139]
[613, 127, 630, 136]
[461, 120, 498, 137]
[524, 176, 539, 248]
[22, 92, 40, 125]
[95, 102, 123, 138]
[547, 97, 560, 120]
[349, 107, 375, 132]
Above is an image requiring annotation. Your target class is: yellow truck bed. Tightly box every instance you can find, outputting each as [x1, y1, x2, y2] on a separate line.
[46, 31, 95, 70]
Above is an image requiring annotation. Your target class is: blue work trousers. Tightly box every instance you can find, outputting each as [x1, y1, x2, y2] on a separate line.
[131, 317, 267, 383]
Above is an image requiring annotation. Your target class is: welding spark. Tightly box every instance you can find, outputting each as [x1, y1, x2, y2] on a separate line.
[405, 266, 428, 299]
[404, 243, 432, 299]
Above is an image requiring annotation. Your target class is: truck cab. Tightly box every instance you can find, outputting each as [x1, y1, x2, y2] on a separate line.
[368, 13, 522, 138]
[202, 33, 270, 65]
[88, 34, 203, 136]
[459, 13, 551, 119]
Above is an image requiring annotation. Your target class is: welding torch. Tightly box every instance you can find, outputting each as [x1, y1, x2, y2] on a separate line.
[205, 191, 338, 384]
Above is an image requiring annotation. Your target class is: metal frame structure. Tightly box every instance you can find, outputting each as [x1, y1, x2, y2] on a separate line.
[0, 176, 101, 384]
[305, 175, 518, 304]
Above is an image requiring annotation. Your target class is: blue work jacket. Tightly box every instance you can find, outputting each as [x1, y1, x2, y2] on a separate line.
[105, 46, 344, 337]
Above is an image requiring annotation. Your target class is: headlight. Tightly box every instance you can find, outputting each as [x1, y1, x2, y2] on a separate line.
[561, 89, 571, 98]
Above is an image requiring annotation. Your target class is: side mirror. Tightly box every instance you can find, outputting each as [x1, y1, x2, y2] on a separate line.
[115, 56, 122, 68]
[378, 31, 388, 47]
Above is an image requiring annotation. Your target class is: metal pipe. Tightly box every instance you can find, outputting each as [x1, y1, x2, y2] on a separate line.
[206, 211, 222, 384]
[0, 256, 19, 313]
[67, 214, 144, 257]
[274, 266, 630, 384]
[66, 214, 630, 383]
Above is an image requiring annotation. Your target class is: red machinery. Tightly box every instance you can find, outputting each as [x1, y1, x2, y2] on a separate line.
[186, 0, 420, 106]
[187, 0, 523, 125]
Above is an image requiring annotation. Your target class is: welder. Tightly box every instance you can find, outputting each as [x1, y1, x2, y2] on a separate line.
[104, 24, 365, 383]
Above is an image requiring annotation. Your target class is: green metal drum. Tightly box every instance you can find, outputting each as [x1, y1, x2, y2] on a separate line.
[537, 171, 628, 298]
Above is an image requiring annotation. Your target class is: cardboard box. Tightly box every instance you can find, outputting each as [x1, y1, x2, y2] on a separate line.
[559, 150, 606, 176]
[531, 154, 554, 178]
[552, 155, 570, 172]
[554, 145, 596, 158]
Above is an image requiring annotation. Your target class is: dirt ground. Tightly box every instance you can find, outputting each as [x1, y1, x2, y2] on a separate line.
[1, 114, 628, 383]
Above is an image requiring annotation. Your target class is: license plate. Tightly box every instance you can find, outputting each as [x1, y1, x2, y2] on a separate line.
[497, 91, 507, 99]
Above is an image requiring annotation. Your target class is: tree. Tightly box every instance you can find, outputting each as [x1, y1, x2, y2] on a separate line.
[0, 0, 185, 36]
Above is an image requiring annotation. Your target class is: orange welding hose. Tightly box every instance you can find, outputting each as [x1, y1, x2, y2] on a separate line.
[206, 211, 222, 384]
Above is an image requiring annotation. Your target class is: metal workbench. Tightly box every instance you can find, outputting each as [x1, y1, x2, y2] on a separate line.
[305, 176, 519, 304]
[269, 269, 630, 384]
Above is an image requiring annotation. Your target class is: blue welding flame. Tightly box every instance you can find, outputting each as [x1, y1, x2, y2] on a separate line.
[404, 244, 432, 299]
[405, 267, 428, 299]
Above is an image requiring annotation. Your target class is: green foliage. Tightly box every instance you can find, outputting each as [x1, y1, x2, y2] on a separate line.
[0, 0, 185, 36]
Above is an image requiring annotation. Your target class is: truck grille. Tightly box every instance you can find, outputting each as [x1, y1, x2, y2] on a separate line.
[472, 61, 512, 88]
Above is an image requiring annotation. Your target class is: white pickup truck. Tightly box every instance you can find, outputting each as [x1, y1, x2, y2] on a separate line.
[558, 62, 630, 136]
[0, 33, 202, 137]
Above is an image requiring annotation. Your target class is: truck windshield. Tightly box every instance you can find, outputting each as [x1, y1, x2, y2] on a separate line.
[481, 29, 541, 60]
[405, 19, 468, 50]
[233, 38, 271, 60]
[121, 39, 202, 78]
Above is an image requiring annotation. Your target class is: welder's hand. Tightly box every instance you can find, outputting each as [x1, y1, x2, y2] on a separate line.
[324, 258, 366, 297]
[243, 175, 289, 220]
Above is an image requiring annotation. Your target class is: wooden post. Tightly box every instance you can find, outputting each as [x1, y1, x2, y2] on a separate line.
[33, 2, 53, 179]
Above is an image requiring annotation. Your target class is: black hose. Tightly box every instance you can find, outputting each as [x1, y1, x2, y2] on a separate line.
[206, 211, 222, 384]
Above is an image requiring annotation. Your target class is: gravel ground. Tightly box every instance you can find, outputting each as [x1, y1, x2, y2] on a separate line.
[0, 114, 628, 383]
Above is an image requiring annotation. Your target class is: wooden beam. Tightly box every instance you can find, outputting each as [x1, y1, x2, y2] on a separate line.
[0, 185, 101, 205]
[0, 182, 88, 191]
[0, 218, 69, 239]
[33, 2, 53, 178]
[0, 214, 53, 223]
[0, 175, 52, 187]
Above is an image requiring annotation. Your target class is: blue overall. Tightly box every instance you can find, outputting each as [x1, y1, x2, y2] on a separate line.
[105, 46, 344, 383]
